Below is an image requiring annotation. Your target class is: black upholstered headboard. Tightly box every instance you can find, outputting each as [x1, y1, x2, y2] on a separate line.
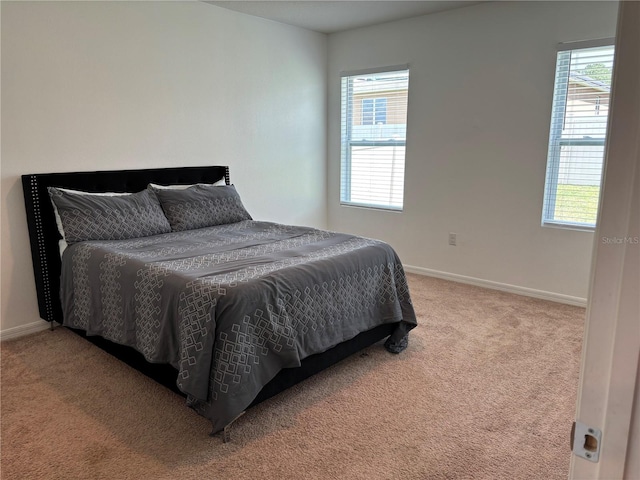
[22, 165, 230, 324]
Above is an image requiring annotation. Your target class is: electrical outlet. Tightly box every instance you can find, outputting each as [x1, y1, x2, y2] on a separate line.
[448, 233, 457, 246]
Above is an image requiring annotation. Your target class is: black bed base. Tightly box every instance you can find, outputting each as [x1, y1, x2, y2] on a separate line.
[69, 321, 396, 408]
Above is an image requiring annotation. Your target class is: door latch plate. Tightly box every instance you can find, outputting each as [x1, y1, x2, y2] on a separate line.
[571, 421, 602, 463]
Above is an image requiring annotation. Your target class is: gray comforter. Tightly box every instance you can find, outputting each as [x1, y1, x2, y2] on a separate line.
[60, 220, 417, 432]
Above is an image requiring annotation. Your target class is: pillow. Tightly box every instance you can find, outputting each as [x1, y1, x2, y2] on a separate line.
[50, 188, 131, 255]
[151, 184, 251, 232]
[148, 179, 226, 190]
[48, 187, 171, 244]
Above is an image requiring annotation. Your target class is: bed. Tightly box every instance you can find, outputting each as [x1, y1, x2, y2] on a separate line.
[22, 166, 417, 439]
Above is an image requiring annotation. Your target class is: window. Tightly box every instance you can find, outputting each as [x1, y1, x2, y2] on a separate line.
[340, 67, 409, 210]
[362, 98, 387, 125]
[542, 41, 615, 229]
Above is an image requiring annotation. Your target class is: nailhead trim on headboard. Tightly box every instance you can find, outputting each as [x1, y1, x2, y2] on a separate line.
[29, 175, 54, 322]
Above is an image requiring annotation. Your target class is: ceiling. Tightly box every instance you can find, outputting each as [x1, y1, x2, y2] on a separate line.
[204, 1, 483, 34]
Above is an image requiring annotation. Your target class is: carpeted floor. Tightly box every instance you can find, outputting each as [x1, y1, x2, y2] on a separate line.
[0, 274, 585, 479]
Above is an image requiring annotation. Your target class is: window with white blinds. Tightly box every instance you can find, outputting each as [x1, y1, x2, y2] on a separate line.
[542, 41, 615, 229]
[340, 67, 409, 210]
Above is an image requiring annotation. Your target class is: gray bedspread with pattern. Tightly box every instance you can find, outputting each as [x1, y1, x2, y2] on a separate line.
[60, 220, 417, 432]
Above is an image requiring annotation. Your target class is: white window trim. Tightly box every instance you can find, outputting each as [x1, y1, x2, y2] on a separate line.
[542, 39, 615, 230]
[339, 66, 410, 212]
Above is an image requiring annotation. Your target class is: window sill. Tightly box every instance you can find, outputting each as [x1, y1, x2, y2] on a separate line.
[542, 221, 596, 232]
[340, 202, 403, 213]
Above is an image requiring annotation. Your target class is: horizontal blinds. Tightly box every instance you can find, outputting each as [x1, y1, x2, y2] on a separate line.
[340, 68, 409, 210]
[543, 44, 615, 227]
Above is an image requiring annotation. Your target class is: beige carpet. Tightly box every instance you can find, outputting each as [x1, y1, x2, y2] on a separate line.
[1, 274, 584, 479]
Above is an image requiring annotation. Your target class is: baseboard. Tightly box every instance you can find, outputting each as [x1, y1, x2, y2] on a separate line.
[0, 320, 50, 341]
[403, 265, 587, 307]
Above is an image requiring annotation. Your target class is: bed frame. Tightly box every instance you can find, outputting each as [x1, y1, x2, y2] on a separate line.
[22, 166, 396, 439]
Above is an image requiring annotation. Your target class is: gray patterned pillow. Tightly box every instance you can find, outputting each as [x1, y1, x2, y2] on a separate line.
[150, 184, 252, 232]
[48, 187, 171, 243]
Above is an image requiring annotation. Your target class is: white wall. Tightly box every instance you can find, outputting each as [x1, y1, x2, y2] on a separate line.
[1, 1, 327, 334]
[327, 1, 618, 301]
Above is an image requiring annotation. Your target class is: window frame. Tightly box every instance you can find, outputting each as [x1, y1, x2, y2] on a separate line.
[542, 39, 615, 231]
[340, 65, 409, 212]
